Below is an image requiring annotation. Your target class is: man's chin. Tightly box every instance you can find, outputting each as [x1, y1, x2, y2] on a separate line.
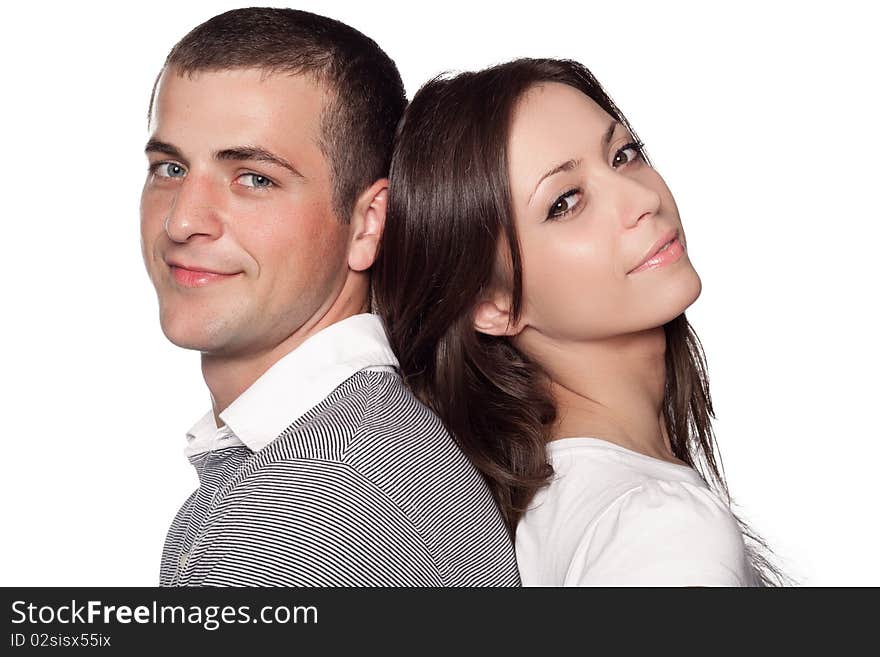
[162, 331, 224, 353]
[159, 313, 238, 354]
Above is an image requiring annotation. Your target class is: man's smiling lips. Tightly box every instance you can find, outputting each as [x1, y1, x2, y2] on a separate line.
[166, 260, 242, 288]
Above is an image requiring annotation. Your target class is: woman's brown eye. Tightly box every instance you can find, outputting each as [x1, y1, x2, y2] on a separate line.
[546, 189, 582, 220]
[614, 148, 635, 167]
[612, 142, 644, 168]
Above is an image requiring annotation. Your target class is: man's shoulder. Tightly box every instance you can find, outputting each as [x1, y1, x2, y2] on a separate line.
[259, 369, 455, 464]
[345, 370, 455, 454]
[339, 370, 480, 482]
[251, 368, 491, 517]
[193, 370, 519, 586]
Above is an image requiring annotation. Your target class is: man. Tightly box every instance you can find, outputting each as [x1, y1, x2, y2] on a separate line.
[140, 7, 519, 586]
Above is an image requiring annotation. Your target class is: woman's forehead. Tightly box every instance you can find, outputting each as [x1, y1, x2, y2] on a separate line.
[511, 82, 613, 144]
[508, 83, 617, 198]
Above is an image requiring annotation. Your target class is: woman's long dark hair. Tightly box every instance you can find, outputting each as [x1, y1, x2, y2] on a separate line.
[373, 58, 789, 585]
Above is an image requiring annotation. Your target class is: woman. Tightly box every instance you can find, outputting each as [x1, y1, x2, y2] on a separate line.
[373, 59, 786, 586]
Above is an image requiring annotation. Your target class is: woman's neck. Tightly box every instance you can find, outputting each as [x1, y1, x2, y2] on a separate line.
[521, 325, 685, 465]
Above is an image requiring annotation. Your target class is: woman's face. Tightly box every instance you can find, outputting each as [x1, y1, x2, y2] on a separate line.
[503, 82, 701, 343]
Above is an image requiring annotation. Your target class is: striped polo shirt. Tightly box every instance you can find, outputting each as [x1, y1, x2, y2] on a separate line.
[159, 313, 520, 586]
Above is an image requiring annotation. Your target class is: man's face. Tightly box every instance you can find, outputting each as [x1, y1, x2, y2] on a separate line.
[140, 68, 351, 358]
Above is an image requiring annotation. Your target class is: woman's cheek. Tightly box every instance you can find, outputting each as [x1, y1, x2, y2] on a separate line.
[521, 248, 603, 338]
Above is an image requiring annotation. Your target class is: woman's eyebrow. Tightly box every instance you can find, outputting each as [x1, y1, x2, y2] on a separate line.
[528, 159, 582, 205]
[527, 120, 621, 205]
[601, 119, 620, 148]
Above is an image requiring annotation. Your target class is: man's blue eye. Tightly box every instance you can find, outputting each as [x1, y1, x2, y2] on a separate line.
[153, 162, 186, 178]
[239, 173, 274, 189]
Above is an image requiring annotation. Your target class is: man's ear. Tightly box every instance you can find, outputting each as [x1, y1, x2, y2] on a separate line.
[348, 178, 388, 272]
[473, 290, 526, 337]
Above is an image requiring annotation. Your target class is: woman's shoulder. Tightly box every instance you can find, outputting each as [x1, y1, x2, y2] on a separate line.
[537, 437, 708, 507]
[567, 477, 749, 585]
[515, 438, 750, 586]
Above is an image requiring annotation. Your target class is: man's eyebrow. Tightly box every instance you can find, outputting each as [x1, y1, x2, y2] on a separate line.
[215, 146, 303, 178]
[145, 140, 188, 165]
[527, 120, 621, 205]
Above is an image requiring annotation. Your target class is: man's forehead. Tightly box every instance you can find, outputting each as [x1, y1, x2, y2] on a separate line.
[150, 67, 328, 138]
[157, 64, 327, 92]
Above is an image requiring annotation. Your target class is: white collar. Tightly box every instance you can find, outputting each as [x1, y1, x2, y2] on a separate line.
[184, 313, 399, 455]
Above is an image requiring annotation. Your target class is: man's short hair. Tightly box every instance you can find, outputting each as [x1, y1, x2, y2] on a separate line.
[149, 7, 407, 222]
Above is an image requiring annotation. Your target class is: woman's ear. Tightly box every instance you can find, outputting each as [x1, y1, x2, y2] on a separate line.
[348, 178, 388, 272]
[473, 290, 525, 337]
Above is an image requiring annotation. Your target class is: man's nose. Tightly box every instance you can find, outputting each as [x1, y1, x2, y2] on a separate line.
[164, 176, 224, 243]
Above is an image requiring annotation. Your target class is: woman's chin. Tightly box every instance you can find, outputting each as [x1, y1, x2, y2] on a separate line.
[638, 269, 702, 329]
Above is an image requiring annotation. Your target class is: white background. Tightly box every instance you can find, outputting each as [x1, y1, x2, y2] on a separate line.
[1, 0, 876, 586]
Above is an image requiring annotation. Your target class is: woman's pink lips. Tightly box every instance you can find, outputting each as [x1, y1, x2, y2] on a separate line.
[170, 265, 239, 288]
[628, 237, 685, 275]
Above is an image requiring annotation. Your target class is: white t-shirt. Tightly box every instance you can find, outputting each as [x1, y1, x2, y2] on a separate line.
[515, 437, 754, 586]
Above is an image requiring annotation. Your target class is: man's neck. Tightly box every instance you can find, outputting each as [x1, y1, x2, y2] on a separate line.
[202, 278, 369, 427]
[202, 334, 311, 428]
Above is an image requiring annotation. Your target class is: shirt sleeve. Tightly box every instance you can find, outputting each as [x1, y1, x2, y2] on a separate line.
[565, 479, 750, 586]
[183, 459, 443, 586]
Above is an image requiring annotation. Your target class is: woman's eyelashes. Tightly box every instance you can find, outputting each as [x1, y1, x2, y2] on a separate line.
[612, 140, 645, 168]
[546, 188, 583, 221]
[544, 141, 647, 221]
